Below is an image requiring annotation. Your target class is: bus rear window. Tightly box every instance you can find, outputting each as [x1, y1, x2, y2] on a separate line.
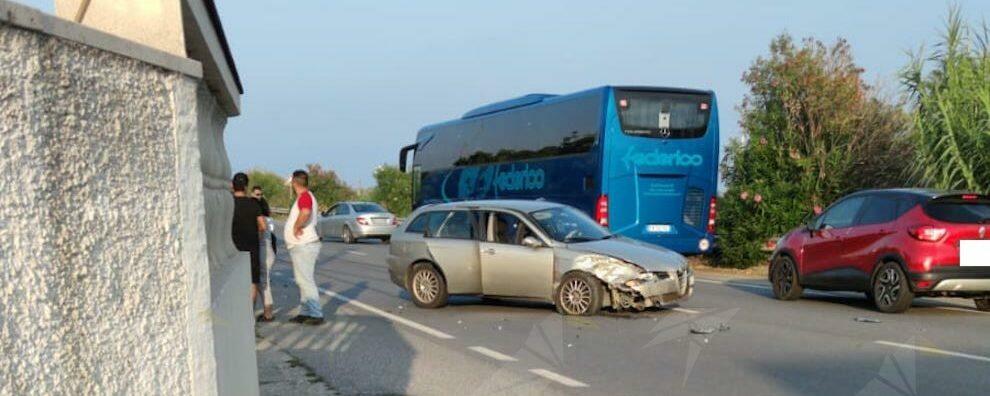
[924, 199, 990, 223]
[616, 90, 711, 139]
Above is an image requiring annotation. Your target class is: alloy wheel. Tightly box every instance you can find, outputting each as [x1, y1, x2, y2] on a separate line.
[774, 261, 794, 295]
[560, 278, 593, 314]
[875, 267, 901, 308]
[412, 269, 440, 303]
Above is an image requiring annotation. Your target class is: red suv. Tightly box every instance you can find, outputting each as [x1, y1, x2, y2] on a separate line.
[770, 189, 990, 313]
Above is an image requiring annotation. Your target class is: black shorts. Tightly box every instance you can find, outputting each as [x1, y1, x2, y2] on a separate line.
[248, 247, 260, 284]
[236, 244, 261, 284]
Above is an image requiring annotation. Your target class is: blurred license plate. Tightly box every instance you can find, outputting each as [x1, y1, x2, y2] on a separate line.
[960, 240, 990, 267]
[647, 224, 672, 233]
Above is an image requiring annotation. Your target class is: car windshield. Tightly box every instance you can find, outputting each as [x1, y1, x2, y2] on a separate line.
[529, 206, 611, 243]
[352, 203, 387, 213]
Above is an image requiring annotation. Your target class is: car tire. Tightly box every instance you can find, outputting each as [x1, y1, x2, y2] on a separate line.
[975, 297, 990, 312]
[771, 256, 803, 301]
[380, 236, 391, 243]
[872, 262, 914, 313]
[555, 272, 603, 316]
[342, 226, 355, 244]
[409, 263, 448, 308]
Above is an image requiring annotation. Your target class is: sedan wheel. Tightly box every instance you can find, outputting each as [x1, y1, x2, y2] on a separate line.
[872, 262, 914, 313]
[555, 272, 602, 316]
[771, 256, 803, 300]
[342, 226, 355, 244]
[409, 263, 447, 308]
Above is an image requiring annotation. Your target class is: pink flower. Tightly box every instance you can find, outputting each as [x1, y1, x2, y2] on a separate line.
[754, 194, 763, 203]
[813, 205, 823, 215]
[740, 191, 750, 201]
[759, 137, 768, 145]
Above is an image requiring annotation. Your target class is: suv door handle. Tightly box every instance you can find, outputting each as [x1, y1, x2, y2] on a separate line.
[483, 248, 496, 255]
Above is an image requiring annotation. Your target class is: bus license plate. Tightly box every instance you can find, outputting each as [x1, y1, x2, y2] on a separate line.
[647, 224, 672, 233]
[960, 240, 990, 267]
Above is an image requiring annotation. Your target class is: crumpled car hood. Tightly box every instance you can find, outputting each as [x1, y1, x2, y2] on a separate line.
[566, 237, 687, 272]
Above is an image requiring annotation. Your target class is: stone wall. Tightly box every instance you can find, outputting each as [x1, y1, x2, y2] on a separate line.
[0, 7, 255, 395]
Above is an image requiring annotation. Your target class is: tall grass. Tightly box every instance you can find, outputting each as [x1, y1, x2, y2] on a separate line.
[902, 7, 990, 193]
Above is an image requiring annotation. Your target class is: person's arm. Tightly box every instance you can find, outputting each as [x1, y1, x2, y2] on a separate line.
[293, 193, 313, 237]
[255, 201, 266, 235]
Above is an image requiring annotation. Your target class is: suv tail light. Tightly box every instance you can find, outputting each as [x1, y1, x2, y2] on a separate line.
[909, 225, 947, 242]
[707, 197, 717, 234]
[356, 216, 370, 226]
[596, 194, 609, 227]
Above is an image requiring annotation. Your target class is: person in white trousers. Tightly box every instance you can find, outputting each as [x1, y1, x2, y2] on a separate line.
[284, 170, 324, 325]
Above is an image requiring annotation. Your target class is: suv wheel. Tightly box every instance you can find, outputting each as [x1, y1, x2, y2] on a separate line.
[409, 263, 448, 308]
[975, 297, 990, 312]
[872, 262, 914, 313]
[771, 256, 803, 300]
[555, 272, 602, 316]
[342, 226, 355, 244]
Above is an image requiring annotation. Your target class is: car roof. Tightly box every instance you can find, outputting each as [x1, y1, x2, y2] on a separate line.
[847, 188, 981, 200]
[418, 199, 566, 213]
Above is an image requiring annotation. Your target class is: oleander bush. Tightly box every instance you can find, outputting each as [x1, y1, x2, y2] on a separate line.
[715, 34, 910, 268]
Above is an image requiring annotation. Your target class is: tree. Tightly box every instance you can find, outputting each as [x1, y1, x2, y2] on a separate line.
[902, 7, 990, 193]
[370, 164, 412, 217]
[716, 34, 910, 268]
[305, 163, 356, 212]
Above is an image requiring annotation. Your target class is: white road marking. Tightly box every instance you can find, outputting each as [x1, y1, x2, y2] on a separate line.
[528, 369, 589, 388]
[933, 306, 990, 315]
[319, 288, 456, 340]
[671, 307, 702, 315]
[346, 250, 368, 256]
[875, 341, 990, 363]
[468, 346, 519, 362]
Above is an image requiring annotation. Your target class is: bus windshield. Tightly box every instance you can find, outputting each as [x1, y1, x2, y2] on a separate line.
[616, 90, 711, 139]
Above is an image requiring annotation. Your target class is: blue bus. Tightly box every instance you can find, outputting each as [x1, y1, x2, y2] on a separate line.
[399, 86, 719, 254]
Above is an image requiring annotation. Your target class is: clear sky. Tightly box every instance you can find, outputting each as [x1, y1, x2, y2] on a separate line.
[15, 1, 990, 188]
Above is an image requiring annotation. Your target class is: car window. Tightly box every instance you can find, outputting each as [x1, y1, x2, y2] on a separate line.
[337, 205, 351, 215]
[820, 196, 866, 229]
[435, 211, 476, 240]
[352, 203, 387, 213]
[405, 212, 432, 234]
[323, 205, 337, 217]
[925, 199, 990, 223]
[858, 196, 899, 225]
[490, 212, 534, 245]
[425, 211, 449, 237]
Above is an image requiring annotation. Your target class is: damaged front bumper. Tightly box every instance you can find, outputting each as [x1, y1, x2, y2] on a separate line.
[573, 255, 695, 311]
[609, 268, 695, 310]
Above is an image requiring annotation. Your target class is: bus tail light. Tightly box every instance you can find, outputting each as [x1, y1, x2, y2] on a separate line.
[706, 197, 717, 234]
[596, 195, 609, 227]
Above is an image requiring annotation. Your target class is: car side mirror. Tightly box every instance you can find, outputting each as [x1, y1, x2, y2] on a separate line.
[521, 236, 544, 248]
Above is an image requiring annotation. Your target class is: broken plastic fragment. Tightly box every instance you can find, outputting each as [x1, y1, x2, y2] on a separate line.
[854, 317, 881, 323]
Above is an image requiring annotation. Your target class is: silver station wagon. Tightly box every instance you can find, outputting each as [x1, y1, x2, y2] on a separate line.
[387, 200, 694, 315]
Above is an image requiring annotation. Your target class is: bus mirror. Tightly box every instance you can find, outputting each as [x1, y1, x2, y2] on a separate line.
[399, 143, 418, 172]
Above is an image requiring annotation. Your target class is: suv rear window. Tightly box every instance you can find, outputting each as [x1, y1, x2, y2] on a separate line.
[924, 198, 990, 223]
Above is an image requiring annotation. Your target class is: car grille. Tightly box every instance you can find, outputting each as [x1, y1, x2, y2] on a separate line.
[683, 188, 704, 228]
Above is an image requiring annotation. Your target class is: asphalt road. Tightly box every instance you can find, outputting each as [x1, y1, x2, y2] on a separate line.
[256, 237, 990, 396]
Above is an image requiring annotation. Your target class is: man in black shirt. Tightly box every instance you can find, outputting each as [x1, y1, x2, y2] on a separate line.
[231, 172, 265, 311]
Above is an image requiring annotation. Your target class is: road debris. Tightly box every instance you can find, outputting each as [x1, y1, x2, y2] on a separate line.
[854, 317, 882, 324]
[689, 323, 731, 334]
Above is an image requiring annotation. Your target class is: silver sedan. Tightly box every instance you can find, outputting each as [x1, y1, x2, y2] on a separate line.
[387, 200, 694, 315]
[318, 201, 398, 243]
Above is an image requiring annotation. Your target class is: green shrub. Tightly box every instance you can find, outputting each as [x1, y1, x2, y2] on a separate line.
[716, 35, 909, 268]
[371, 164, 412, 217]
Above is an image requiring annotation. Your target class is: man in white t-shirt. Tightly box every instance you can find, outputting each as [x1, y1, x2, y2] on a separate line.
[284, 170, 324, 325]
